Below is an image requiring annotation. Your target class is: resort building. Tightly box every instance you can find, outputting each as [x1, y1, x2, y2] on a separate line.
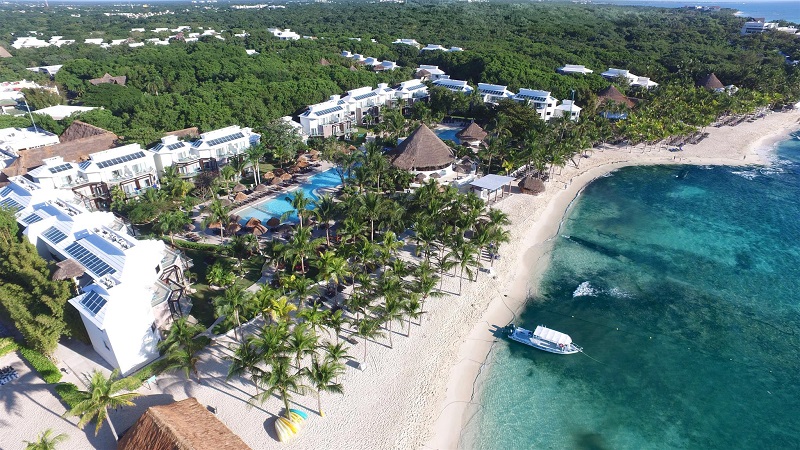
[26, 65, 63, 78]
[11, 37, 51, 49]
[477, 83, 514, 104]
[741, 20, 777, 35]
[0, 126, 61, 154]
[469, 174, 515, 202]
[340, 84, 395, 125]
[596, 85, 636, 119]
[432, 76, 474, 94]
[456, 121, 488, 148]
[557, 64, 594, 75]
[150, 135, 209, 178]
[268, 28, 300, 40]
[188, 125, 260, 168]
[77, 143, 158, 197]
[300, 96, 353, 138]
[389, 124, 455, 176]
[394, 79, 430, 102]
[392, 38, 421, 48]
[0, 178, 192, 375]
[421, 44, 447, 52]
[1, 79, 56, 101]
[600, 68, 658, 89]
[84, 38, 104, 45]
[33, 105, 96, 120]
[513, 89, 558, 120]
[89, 73, 127, 86]
[415, 65, 448, 81]
[554, 100, 582, 121]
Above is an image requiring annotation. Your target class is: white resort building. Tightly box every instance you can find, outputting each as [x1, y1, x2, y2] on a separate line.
[415, 65, 448, 81]
[554, 100, 582, 121]
[0, 126, 61, 154]
[77, 144, 158, 196]
[601, 68, 658, 89]
[557, 64, 594, 75]
[513, 89, 559, 120]
[188, 125, 260, 169]
[392, 38, 421, 48]
[741, 20, 778, 35]
[0, 178, 191, 375]
[268, 28, 300, 40]
[432, 76, 474, 94]
[477, 83, 514, 104]
[395, 80, 429, 102]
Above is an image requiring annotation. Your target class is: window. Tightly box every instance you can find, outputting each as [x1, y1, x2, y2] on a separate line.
[103, 340, 110, 350]
[150, 322, 157, 334]
[155, 264, 161, 274]
[111, 169, 122, 178]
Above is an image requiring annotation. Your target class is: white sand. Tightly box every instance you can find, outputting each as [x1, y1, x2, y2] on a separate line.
[2, 111, 798, 450]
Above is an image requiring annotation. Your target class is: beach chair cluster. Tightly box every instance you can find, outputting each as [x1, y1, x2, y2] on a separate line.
[0, 366, 19, 385]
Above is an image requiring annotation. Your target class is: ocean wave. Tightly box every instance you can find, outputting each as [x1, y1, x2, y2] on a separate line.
[731, 170, 758, 180]
[608, 287, 631, 299]
[573, 281, 597, 297]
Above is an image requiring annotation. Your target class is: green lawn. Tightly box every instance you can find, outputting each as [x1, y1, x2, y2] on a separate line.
[184, 247, 265, 327]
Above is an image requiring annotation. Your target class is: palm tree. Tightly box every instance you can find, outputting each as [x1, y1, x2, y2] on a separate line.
[449, 239, 480, 295]
[353, 318, 385, 366]
[230, 322, 290, 395]
[214, 286, 251, 342]
[377, 296, 405, 348]
[202, 198, 231, 239]
[228, 233, 259, 268]
[246, 144, 265, 185]
[412, 261, 442, 324]
[304, 358, 344, 417]
[24, 429, 68, 450]
[206, 262, 235, 288]
[268, 296, 297, 324]
[312, 194, 339, 246]
[252, 359, 308, 420]
[298, 303, 328, 338]
[282, 226, 323, 273]
[287, 323, 317, 369]
[288, 190, 313, 229]
[314, 250, 350, 295]
[156, 210, 191, 246]
[323, 309, 348, 344]
[64, 369, 140, 441]
[358, 192, 384, 242]
[254, 284, 285, 323]
[402, 295, 424, 336]
[157, 317, 207, 380]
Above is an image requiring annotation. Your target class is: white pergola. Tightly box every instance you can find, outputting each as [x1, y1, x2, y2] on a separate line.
[469, 174, 515, 202]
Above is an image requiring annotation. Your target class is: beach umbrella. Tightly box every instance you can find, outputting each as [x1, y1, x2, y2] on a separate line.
[266, 217, 281, 227]
[207, 221, 222, 230]
[274, 168, 286, 177]
[415, 173, 427, 182]
[233, 183, 246, 193]
[263, 172, 275, 180]
[429, 172, 442, 179]
[251, 223, 268, 236]
[220, 198, 232, 207]
[297, 160, 309, 168]
[280, 173, 293, 181]
[271, 177, 283, 186]
[234, 192, 248, 202]
[254, 183, 270, 193]
[226, 222, 241, 235]
[277, 223, 294, 232]
[288, 165, 300, 174]
[520, 176, 546, 195]
[245, 217, 261, 228]
[184, 223, 196, 231]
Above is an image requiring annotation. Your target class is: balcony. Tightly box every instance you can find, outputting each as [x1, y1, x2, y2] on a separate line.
[107, 166, 155, 184]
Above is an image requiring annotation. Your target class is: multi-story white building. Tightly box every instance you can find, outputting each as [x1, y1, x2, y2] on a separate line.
[300, 96, 353, 138]
[0, 178, 191, 375]
[415, 65, 448, 81]
[0, 126, 60, 154]
[151, 135, 216, 178]
[432, 76, 474, 94]
[189, 125, 260, 167]
[477, 83, 514, 104]
[268, 28, 300, 40]
[395, 79, 429, 102]
[421, 44, 447, 52]
[77, 144, 158, 196]
[557, 64, 594, 75]
[601, 68, 658, 89]
[513, 89, 559, 120]
[340, 84, 395, 125]
[554, 100, 582, 122]
[741, 20, 777, 35]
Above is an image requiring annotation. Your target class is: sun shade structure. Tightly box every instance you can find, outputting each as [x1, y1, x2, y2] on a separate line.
[520, 176, 546, 195]
[470, 174, 515, 202]
[117, 397, 251, 450]
[234, 192, 247, 202]
[698, 73, 724, 90]
[233, 184, 246, 193]
[254, 183, 269, 192]
[456, 121, 488, 142]
[389, 124, 455, 172]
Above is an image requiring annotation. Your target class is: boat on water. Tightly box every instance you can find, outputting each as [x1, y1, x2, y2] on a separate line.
[507, 324, 581, 354]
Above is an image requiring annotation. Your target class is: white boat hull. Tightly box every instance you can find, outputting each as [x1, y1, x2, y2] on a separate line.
[508, 326, 580, 354]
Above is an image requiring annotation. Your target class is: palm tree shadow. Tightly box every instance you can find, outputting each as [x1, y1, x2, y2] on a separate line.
[263, 416, 281, 442]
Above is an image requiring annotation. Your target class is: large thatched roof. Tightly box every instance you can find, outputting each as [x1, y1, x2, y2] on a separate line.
[698, 73, 724, 90]
[389, 124, 454, 171]
[89, 73, 127, 86]
[117, 398, 250, 450]
[0, 46, 11, 58]
[597, 85, 635, 109]
[456, 122, 487, 142]
[60, 120, 115, 143]
[52, 259, 85, 280]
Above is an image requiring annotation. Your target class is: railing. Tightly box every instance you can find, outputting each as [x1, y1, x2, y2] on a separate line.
[108, 166, 155, 183]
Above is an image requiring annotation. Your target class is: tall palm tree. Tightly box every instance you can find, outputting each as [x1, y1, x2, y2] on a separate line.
[228, 233, 259, 268]
[254, 284, 284, 323]
[358, 192, 384, 242]
[202, 198, 231, 239]
[157, 317, 207, 380]
[449, 239, 480, 295]
[314, 250, 350, 295]
[252, 359, 308, 420]
[156, 210, 191, 246]
[214, 286, 251, 342]
[282, 226, 323, 273]
[288, 190, 313, 229]
[412, 261, 442, 324]
[402, 295, 424, 336]
[312, 194, 339, 246]
[323, 309, 348, 344]
[304, 358, 344, 417]
[64, 370, 141, 441]
[268, 296, 298, 324]
[353, 318, 385, 365]
[246, 144, 265, 185]
[378, 296, 405, 348]
[287, 323, 317, 369]
[24, 429, 68, 450]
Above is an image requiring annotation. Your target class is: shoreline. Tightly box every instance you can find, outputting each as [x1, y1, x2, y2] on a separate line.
[424, 110, 800, 450]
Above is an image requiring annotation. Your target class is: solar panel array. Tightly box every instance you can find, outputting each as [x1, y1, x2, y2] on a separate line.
[204, 132, 245, 147]
[0, 186, 11, 197]
[96, 151, 146, 169]
[407, 84, 426, 91]
[79, 161, 92, 170]
[0, 197, 21, 211]
[167, 142, 186, 151]
[314, 106, 343, 116]
[515, 94, 548, 102]
[64, 242, 116, 277]
[43, 226, 67, 244]
[353, 91, 377, 101]
[22, 213, 42, 224]
[480, 89, 506, 96]
[48, 163, 73, 174]
[79, 291, 107, 316]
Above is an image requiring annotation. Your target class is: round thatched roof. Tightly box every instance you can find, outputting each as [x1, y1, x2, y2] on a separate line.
[263, 171, 275, 180]
[234, 192, 247, 202]
[226, 222, 241, 234]
[597, 85, 635, 109]
[220, 198, 232, 206]
[270, 177, 283, 185]
[520, 176, 546, 195]
[251, 223, 267, 236]
[415, 173, 427, 182]
[254, 183, 269, 192]
[698, 73, 724, 90]
[456, 121, 488, 141]
[266, 217, 281, 227]
[233, 183, 246, 193]
[245, 217, 261, 228]
[52, 259, 85, 280]
[389, 124, 455, 172]
[280, 173, 293, 181]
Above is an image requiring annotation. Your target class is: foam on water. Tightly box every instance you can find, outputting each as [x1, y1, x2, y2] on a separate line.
[572, 281, 597, 297]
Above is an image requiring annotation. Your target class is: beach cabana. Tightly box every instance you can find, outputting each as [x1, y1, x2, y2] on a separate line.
[520, 176, 546, 195]
[263, 172, 275, 181]
[470, 174, 515, 202]
[698, 73, 726, 92]
[117, 397, 251, 450]
[266, 217, 281, 228]
[389, 124, 455, 174]
[456, 121, 488, 147]
[226, 222, 241, 235]
[270, 177, 283, 186]
[220, 198, 232, 207]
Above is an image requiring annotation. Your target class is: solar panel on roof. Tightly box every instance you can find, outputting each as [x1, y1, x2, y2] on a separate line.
[167, 142, 185, 151]
[43, 226, 67, 244]
[205, 132, 245, 147]
[0, 187, 11, 197]
[48, 163, 73, 174]
[96, 151, 146, 169]
[353, 92, 377, 101]
[22, 213, 42, 224]
[79, 291, 107, 316]
[408, 84, 426, 91]
[0, 197, 21, 211]
[64, 241, 116, 277]
[79, 161, 92, 170]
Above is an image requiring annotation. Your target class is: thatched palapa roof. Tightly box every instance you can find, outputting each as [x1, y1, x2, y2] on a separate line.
[89, 73, 127, 86]
[52, 259, 85, 280]
[117, 397, 250, 450]
[389, 124, 455, 172]
[456, 121, 488, 142]
[233, 183, 246, 193]
[597, 85, 635, 109]
[254, 183, 269, 192]
[520, 176, 546, 195]
[698, 73, 724, 90]
[234, 192, 247, 202]
[0, 46, 12, 58]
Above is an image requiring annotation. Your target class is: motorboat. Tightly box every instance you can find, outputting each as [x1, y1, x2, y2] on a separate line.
[507, 324, 581, 354]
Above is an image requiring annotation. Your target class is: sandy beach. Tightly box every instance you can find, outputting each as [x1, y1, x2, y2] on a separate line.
[2, 110, 798, 450]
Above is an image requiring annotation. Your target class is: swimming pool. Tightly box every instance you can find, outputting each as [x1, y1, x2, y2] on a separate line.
[435, 126, 461, 144]
[236, 168, 342, 224]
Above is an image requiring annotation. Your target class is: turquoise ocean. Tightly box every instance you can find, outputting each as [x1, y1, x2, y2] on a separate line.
[461, 134, 800, 449]
[592, 1, 800, 23]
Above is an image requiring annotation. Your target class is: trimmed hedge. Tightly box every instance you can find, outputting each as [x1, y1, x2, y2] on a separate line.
[54, 382, 81, 409]
[18, 347, 62, 384]
[0, 337, 17, 357]
[161, 236, 229, 254]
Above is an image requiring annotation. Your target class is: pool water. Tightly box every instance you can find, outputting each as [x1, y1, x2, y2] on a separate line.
[236, 168, 342, 224]
[435, 126, 461, 144]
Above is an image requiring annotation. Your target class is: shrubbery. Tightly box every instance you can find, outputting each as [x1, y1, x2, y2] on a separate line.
[18, 347, 62, 384]
[0, 337, 17, 357]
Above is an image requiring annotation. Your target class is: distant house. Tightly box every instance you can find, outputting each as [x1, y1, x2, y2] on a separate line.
[554, 100, 582, 122]
[394, 80, 429, 102]
[557, 64, 593, 75]
[456, 121, 488, 148]
[89, 73, 127, 86]
[392, 38, 421, 48]
[601, 68, 658, 89]
[513, 89, 559, 120]
[268, 28, 300, 40]
[421, 44, 447, 52]
[415, 65, 447, 81]
[477, 83, 514, 104]
[741, 20, 777, 35]
[118, 398, 251, 450]
[432, 76, 474, 94]
[597, 85, 636, 119]
[698, 73, 724, 91]
[0, 126, 61, 154]
[299, 97, 352, 138]
[33, 105, 96, 120]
